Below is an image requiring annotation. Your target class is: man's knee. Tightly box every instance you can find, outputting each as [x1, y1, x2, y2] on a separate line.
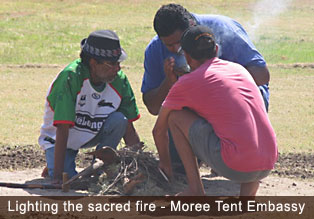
[108, 112, 128, 127]
[97, 112, 128, 149]
[103, 112, 128, 133]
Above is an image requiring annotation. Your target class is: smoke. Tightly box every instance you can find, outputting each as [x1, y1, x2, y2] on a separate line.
[247, 0, 293, 40]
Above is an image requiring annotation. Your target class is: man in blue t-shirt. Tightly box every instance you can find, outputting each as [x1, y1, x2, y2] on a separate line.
[141, 3, 270, 169]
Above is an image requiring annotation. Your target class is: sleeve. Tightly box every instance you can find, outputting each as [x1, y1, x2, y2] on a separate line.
[47, 70, 80, 126]
[114, 71, 140, 122]
[141, 37, 166, 94]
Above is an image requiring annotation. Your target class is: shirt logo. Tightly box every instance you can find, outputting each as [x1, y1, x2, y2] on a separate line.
[98, 100, 115, 109]
[92, 93, 101, 99]
[75, 113, 105, 132]
[78, 95, 86, 107]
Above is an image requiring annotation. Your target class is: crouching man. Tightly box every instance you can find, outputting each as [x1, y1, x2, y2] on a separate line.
[38, 30, 141, 184]
[153, 25, 277, 196]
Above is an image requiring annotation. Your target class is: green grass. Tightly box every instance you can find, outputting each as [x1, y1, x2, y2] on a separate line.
[1, 65, 312, 153]
[2, 0, 313, 65]
[251, 0, 314, 64]
[268, 67, 314, 152]
[0, 0, 314, 153]
[257, 35, 314, 64]
[0, 66, 55, 146]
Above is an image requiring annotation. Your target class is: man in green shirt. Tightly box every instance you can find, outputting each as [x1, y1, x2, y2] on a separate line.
[38, 30, 141, 183]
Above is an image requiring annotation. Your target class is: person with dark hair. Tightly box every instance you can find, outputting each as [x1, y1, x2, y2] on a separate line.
[142, 3, 271, 170]
[38, 30, 141, 183]
[153, 4, 193, 37]
[153, 25, 277, 196]
[143, 4, 270, 114]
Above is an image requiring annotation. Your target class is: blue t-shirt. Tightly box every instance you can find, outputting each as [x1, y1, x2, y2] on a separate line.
[141, 14, 269, 108]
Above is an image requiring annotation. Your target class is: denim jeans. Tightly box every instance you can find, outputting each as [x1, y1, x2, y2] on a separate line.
[45, 111, 128, 178]
[259, 84, 269, 112]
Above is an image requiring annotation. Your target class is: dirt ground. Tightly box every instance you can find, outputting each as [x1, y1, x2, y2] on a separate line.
[0, 145, 313, 196]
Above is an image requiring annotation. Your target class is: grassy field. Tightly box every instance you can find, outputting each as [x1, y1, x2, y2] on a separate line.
[0, 0, 313, 153]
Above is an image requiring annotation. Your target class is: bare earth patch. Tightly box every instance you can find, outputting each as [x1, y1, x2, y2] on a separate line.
[0, 145, 313, 196]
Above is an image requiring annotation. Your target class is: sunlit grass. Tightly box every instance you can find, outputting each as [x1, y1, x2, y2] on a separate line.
[0, 0, 313, 153]
[268, 67, 314, 152]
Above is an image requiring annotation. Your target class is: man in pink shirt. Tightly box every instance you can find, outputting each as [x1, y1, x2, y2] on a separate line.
[153, 25, 277, 196]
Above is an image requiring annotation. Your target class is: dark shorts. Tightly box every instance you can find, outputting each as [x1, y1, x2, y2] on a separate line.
[188, 118, 271, 183]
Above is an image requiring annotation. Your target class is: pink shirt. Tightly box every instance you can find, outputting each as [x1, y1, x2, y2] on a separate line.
[163, 58, 277, 172]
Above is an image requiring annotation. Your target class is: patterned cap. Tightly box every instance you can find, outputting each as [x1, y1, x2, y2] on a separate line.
[81, 30, 127, 62]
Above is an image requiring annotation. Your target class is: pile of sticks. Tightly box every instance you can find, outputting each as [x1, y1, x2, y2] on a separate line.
[90, 148, 171, 195]
[0, 146, 184, 195]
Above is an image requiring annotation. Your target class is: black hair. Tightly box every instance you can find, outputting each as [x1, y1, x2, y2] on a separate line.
[181, 25, 217, 61]
[189, 38, 216, 60]
[189, 49, 216, 60]
[153, 4, 195, 37]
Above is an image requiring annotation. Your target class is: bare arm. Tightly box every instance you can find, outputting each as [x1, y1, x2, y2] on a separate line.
[123, 121, 140, 146]
[152, 106, 173, 178]
[245, 65, 270, 86]
[54, 124, 70, 182]
[143, 79, 174, 116]
[143, 58, 177, 115]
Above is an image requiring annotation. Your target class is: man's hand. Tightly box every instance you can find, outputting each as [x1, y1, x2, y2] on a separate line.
[142, 57, 179, 116]
[142, 58, 178, 115]
[123, 122, 140, 147]
[164, 57, 178, 87]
